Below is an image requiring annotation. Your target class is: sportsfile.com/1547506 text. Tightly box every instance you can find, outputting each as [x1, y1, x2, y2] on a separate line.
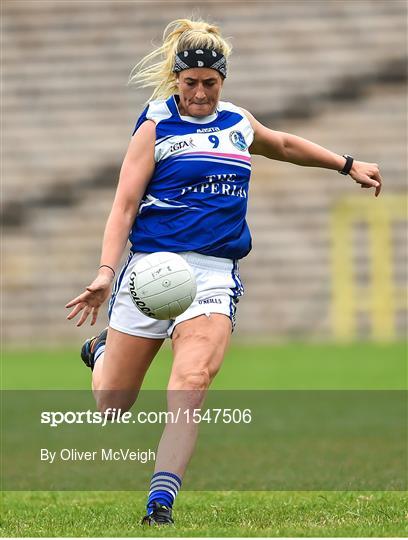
[40, 408, 253, 427]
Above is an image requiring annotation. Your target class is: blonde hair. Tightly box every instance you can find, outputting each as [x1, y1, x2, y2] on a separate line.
[129, 18, 232, 102]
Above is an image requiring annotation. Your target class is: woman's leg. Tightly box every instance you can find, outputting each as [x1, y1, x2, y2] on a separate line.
[154, 314, 231, 476]
[92, 327, 164, 412]
[142, 314, 231, 522]
[142, 313, 231, 523]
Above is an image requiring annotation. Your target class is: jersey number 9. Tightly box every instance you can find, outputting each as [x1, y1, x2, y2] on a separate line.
[208, 135, 219, 148]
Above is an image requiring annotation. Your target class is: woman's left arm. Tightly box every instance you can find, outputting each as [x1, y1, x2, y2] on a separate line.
[241, 108, 382, 197]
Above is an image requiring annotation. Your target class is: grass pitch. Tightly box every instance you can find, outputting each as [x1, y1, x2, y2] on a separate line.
[2, 341, 405, 390]
[1, 341, 407, 537]
[2, 491, 407, 537]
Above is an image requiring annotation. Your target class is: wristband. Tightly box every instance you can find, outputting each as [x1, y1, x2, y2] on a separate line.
[99, 264, 115, 278]
[338, 154, 354, 175]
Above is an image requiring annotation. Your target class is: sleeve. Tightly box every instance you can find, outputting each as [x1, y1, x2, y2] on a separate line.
[242, 116, 254, 148]
[132, 105, 149, 136]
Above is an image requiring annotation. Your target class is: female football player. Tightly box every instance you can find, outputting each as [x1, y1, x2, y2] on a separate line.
[66, 18, 382, 526]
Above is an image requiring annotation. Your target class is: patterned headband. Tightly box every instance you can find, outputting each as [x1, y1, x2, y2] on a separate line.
[173, 48, 227, 78]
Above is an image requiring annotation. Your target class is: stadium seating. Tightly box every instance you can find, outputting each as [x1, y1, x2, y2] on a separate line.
[2, 1, 406, 343]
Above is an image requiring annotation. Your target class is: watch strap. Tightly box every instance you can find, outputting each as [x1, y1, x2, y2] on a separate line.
[338, 154, 354, 175]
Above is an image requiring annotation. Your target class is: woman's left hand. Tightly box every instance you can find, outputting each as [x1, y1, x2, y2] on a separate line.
[349, 161, 382, 197]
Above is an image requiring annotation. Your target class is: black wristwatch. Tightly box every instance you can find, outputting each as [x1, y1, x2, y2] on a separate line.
[338, 154, 354, 175]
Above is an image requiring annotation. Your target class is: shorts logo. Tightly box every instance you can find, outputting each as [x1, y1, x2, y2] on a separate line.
[229, 130, 247, 151]
[198, 297, 222, 305]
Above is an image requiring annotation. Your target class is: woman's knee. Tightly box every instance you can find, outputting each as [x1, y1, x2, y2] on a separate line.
[93, 389, 137, 414]
[170, 315, 231, 393]
[172, 367, 211, 391]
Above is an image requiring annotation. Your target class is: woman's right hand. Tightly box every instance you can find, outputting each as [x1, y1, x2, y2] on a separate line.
[65, 269, 114, 327]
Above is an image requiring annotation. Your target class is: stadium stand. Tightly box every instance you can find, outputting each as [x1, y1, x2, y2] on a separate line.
[2, 1, 406, 344]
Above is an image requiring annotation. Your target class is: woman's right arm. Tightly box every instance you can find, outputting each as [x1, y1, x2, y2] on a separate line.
[66, 119, 156, 326]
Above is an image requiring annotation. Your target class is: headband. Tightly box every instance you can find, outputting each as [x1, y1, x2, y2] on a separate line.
[173, 48, 227, 78]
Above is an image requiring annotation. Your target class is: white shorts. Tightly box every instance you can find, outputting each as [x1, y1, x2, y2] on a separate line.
[108, 251, 244, 339]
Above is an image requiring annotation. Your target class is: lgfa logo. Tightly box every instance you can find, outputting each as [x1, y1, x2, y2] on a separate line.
[170, 137, 196, 153]
[229, 130, 247, 151]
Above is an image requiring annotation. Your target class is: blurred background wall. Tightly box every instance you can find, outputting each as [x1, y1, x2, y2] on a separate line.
[2, 0, 407, 346]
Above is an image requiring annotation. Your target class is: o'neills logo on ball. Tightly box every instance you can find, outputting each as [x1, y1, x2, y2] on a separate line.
[129, 271, 155, 318]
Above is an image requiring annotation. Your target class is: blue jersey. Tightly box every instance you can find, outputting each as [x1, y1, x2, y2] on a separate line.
[129, 95, 254, 259]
